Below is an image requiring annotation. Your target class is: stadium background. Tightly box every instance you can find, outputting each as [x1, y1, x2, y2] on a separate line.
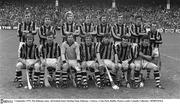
[0, 0, 180, 99]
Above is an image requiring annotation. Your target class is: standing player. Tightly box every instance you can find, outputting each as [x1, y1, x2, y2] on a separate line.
[96, 33, 122, 87]
[38, 14, 56, 51]
[80, 15, 96, 42]
[39, 32, 61, 88]
[111, 15, 128, 45]
[80, 34, 103, 89]
[61, 34, 81, 88]
[133, 34, 164, 89]
[15, 34, 40, 88]
[96, 15, 111, 42]
[62, 11, 80, 42]
[17, 11, 37, 58]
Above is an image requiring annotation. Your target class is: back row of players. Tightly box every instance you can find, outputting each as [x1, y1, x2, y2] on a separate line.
[14, 11, 163, 89]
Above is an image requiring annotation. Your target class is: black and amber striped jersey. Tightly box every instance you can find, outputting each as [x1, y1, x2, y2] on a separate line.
[80, 23, 95, 42]
[19, 43, 39, 59]
[112, 24, 128, 41]
[40, 42, 61, 58]
[17, 21, 36, 42]
[38, 25, 56, 45]
[96, 42, 115, 60]
[80, 42, 97, 61]
[116, 44, 132, 61]
[62, 22, 77, 41]
[97, 23, 111, 42]
[148, 30, 162, 47]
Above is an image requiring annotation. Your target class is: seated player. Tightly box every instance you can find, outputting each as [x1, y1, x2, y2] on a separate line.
[133, 34, 164, 89]
[96, 33, 122, 87]
[115, 35, 135, 87]
[80, 34, 103, 89]
[15, 33, 40, 88]
[61, 34, 82, 88]
[39, 32, 61, 88]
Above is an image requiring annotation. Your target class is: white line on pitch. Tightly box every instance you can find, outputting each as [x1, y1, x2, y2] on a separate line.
[161, 53, 180, 62]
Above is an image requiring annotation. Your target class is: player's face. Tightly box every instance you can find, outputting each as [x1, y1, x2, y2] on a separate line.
[44, 17, 51, 25]
[142, 39, 150, 47]
[102, 37, 110, 45]
[25, 14, 31, 23]
[27, 37, 33, 46]
[85, 37, 92, 46]
[47, 35, 54, 44]
[151, 24, 157, 31]
[67, 35, 74, 44]
[101, 16, 107, 24]
[121, 39, 128, 47]
[85, 16, 91, 24]
[67, 15, 73, 23]
[118, 16, 123, 24]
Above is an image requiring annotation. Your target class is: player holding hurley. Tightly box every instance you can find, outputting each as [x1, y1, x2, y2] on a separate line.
[15, 34, 40, 88]
[96, 33, 122, 89]
[39, 32, 61, 88]
[80, 34, 103, 89]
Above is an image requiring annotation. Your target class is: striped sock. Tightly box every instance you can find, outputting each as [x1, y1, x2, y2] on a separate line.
[147, 70, 151, 78]
[39, 72, 44, 84]
[29, 68, 33, 80]
[134, 70, 140, 83]
[76, 72, 82, 83]
[33, 72, 39, 84]
[95, 71, 101, 84]
[82, 71, 87, 84]
[154, 70, 160, 86]
[16, 71, 22, 83]
[62, 72, 68, 82]
[55, 71, 61, 84]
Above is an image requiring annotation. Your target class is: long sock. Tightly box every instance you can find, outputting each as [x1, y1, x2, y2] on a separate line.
[33, 72, 39, 84]
[62, 72, 68, 82]
[147, 70, 151, 78]
[76, 72, 82, 83]
[134, 70, 140, 83]
[55, 70, 61, 84]
[82, 71, 87, 84]
[39, 72, 44, 84]
[154, 70, 160, 86]
[95, 71, 101, 84]
[29, 68, 33, 80]
[16, 71, 22, 83]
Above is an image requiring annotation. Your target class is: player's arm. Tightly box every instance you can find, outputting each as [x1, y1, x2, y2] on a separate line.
[32, 45, 40, 65]
[38, 27, 47, 39]
[18, 44, 26, 64]
[62, 23, 72, 36]
[31, 22, 37, 35]
[73, 23, 80, 36]
[89, 23, 97, 35]
[139, 52, 152, 61]
[139, 25, 147, 35]
[75, 42, 81, 61]
[61, 42, 66, 63]
[130, 24, 137, 36]
[97, 25, 105, 36]
[17, 23, 22, 37]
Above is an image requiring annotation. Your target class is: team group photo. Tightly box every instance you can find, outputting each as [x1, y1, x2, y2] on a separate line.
[1, 0, 180, 99]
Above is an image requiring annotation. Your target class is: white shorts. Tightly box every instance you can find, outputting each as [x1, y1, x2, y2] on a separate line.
[134, 59, 157, 70]
[16, 59, 37, 69]
[18, 42, 25, 58]
[82, 61, 97, 68]
[63, 60, 81, 71]
[43, 58, 58, 68]
[122, 59, 131, 69]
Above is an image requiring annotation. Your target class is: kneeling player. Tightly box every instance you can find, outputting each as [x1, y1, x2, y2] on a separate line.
[96, 33, 122, 88]
[61, 34, 82, 88]
[80, 34, 102, 89]
[15, 34, 40, 88]
[115, 35, 135, 87]
[133, 34, 164, 89]
[39, 32, 61, 88]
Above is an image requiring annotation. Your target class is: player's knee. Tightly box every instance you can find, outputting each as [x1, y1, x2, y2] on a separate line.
[130, 63, 135, 70]
[152, 64, 159, 71]
[62, 63, 68, 71]
[16, 62, 23, 69]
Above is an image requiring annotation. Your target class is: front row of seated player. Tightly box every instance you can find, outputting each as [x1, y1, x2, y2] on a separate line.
[14, 32, 164, 89]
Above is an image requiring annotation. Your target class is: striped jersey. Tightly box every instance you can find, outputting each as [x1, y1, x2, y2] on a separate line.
[148, 30, 162, 47]
[62, 22, 77, 41]
[40, 42, 61, 58]
[140, 45, 152, 56]
[80, 23, 94, 42]
[116, 44, 132, 61]
[19, 43, 39, 59]
[38, 25, 56, 45]
[61, 41, 80, 61]
[17, 21, 36, 42]
[112, 23, 128, 41]
[80, 42, 97, 61]
[96, 42, 115, 60]
[97, 23, 111, 42]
